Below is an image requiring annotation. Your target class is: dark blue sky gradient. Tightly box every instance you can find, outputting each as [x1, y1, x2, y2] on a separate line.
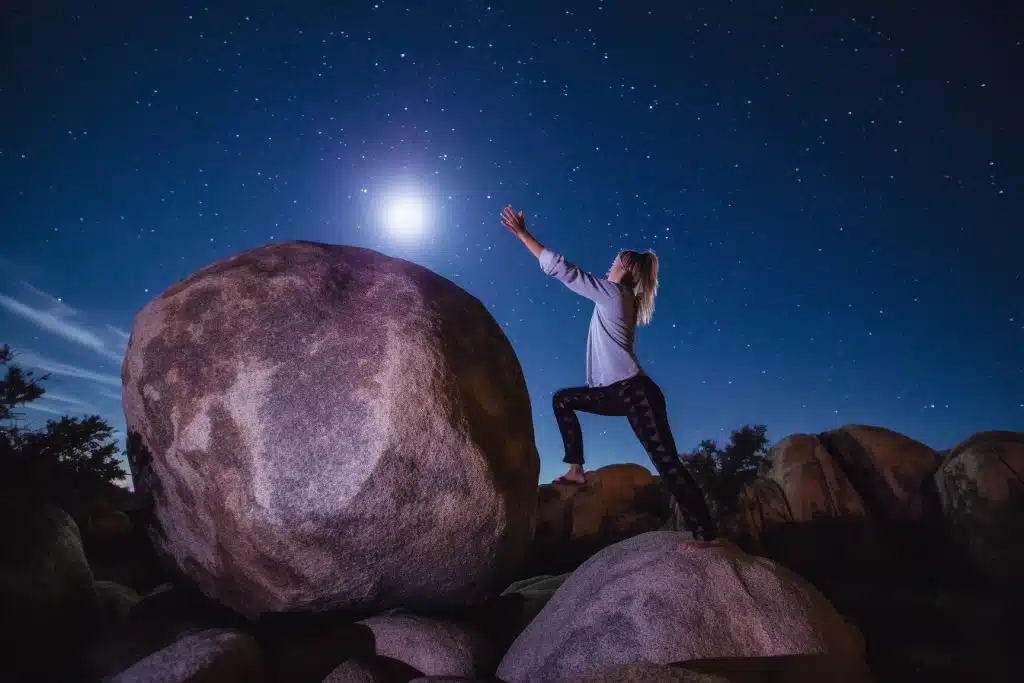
[2, 1, 1020, 485]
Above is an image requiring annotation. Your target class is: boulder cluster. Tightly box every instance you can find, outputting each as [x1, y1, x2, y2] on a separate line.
[735, 425, 1024, 587]
[2, 242, 1019, 683]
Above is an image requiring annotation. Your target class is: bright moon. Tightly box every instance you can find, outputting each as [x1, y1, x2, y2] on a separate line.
[383, 195, 429, 239]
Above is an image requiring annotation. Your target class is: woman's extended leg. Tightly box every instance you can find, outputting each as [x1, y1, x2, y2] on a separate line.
[551, 384, 621, 481]
[619, 375, 718, 541]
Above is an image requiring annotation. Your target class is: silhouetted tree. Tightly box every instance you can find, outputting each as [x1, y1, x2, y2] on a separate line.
[681, 424, 771, 520]
[0, 344, 45, 441]
[0, 345, 126, 496]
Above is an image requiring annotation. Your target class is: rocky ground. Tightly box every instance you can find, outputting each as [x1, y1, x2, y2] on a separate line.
[4, 428, 1019, 683]
[3, 242, 1019, 683]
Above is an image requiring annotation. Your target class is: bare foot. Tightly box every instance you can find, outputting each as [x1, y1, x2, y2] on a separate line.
[554, 465, 586, 485]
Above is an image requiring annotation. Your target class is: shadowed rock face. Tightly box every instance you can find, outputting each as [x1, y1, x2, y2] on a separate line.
[1, 499, 99, 676]
[529, 464, 670, 575]
[764, 433, 868, 521]
[817, 424, 942, 522]
[735, 477, 792, 543]
[563, 663, 731, 683]
[497, 531, 868, 683]
[121, 240, 539, 616]
[759, 425, 941, 526]
[732, 425, 948, 581]
[936, 430, 1024, 586]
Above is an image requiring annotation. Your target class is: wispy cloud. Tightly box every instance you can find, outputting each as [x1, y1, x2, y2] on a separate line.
[16, 352, 122, 388]
[0, 283, 125, 363]
[16, 281, 78, 318]
[41, 392, 101, 412]
[22, 403, 69, 416]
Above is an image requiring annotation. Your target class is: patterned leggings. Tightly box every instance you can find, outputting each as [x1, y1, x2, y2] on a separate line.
[552, 373, 717, 541]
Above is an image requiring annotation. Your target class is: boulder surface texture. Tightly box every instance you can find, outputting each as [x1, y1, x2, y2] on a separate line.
[498, 531, 868, 683]
[122, 240, 540, 616]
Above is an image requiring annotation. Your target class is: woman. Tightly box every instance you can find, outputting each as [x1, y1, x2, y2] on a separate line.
[500, 205, 717, 541]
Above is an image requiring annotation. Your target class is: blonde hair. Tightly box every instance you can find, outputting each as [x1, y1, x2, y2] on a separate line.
[618, 249, 659, 326]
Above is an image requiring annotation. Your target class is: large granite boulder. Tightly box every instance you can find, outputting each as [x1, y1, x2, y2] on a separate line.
[816, 425, 942, 522]
[733, 425, 944, 579]
[763, 433, 869, 522]
[740, 433, 874, 576]
[121, 241, 540, 616]
[759, 425, 940, 526]
[935, 430, 1024, 585]
[497, 531, 869, 683]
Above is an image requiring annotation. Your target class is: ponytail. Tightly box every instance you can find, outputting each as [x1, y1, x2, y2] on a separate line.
[619, 249, 659, 326]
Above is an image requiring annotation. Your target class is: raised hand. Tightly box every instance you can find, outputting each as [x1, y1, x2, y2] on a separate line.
[501, 205, 527, 236]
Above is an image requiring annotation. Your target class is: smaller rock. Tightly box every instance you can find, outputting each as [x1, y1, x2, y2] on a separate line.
[501, 573, 569, 600]
[564, 663, 731, 683]
[108, 628, 265, 683]
[262, 619, 374, 683]
[91, 509, 133, 540]
[530, 464, 669, 575]
[499, 531, 869, 683]
[96, 580, 142, 624]
[129, 581, 244, 626]
[499, 573, 570, 638]
[683, 653, 870, 683]
[83, 585, 251, 682]
[86, 510, 168, 594]
[569, 464, 658, 538]
[322, 655, 423, 683]
[357, 614, 497, 679]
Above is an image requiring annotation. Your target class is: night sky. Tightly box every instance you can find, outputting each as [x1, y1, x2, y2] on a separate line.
[2, 1, 1020, 487]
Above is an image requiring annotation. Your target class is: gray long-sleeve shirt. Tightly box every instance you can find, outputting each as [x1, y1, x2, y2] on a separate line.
[539, 248, 643, 387]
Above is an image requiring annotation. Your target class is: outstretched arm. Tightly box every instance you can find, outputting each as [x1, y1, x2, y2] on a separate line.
[501, 205, 545, 257]
[500, 206, 619, 304]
